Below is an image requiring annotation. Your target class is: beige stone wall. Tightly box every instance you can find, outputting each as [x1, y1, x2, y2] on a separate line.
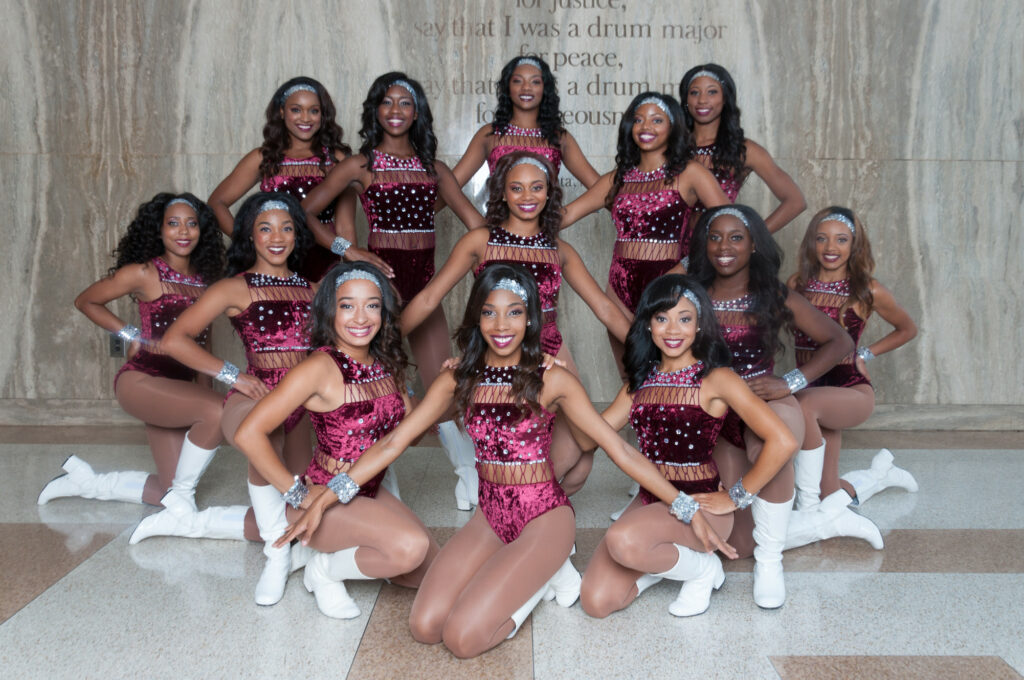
[2, 1, 1021, 427]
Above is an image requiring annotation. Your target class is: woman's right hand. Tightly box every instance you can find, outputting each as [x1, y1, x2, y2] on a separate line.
[691, 510, 738, 559]
[232, 373, 270, 400]
[345, 247, 395, 278]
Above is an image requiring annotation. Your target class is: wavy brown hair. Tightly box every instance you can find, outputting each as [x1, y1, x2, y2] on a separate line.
[793, 206, 875, 317]
[484, 151, 563, 243]
[259, 77, 351, 179]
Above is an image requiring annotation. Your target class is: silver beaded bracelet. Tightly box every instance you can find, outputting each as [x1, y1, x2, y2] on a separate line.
[331, 236, 352, 257]
[282, 475, 309, 509]
[214, 361, 240, 387]
[783, 368, 808, 394]
[728, 478, 756, 510]
[856, 346, 875, 362]
[679, 255, 690, 271]
[117, 324, 142, 343]
[669, 491, 700, 524]
[327, 471, 360, 504]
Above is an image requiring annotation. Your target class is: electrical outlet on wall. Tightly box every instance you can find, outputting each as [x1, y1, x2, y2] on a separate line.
[109, 334, 126, 357]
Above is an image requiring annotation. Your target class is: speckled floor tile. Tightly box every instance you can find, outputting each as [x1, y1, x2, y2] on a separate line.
[771, 655, 1023, 679]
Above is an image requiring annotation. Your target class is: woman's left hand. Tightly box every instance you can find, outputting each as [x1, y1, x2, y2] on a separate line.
[275, 496, 327, 547]
[691, 489, 736, 516]
[299, 482, 328, 510]
[746, 374, 792, 400]
[855, 356, 871, 380]
[691, 511, 738, 559]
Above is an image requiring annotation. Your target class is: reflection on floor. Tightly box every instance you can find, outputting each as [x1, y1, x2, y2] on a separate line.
[2, 427, 1022, 679]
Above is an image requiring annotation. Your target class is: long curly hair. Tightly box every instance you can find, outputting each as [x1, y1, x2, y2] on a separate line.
[453, 264, 545, 423]
[225, 192, 313, 277]
[358, 72, 437, 177]
[110, 192, 225, 286]
[688, 204, 794, 359]
[260, 76, 351, 178]
[794, 206, 875, 316]
[605, 92, 691, 210]
[679, 63, 747, 180]
[484, 151, 563, 243]
[624, 275, 731, 392]
[492, 55, 565, 147]
[309, 262, 407, 385]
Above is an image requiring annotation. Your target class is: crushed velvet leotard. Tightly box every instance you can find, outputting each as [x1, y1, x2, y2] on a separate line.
[260, 149, 339, 282]
[228, 271, 314, 432]
[114, 257, 208, 388]
[486, 124, 563, 176]
[609, 166, 691, 312]
[795, 278, 871, 389]
[680, 145, 746, 267]
[360, 151, 438, 303]
[630, 362, 725, 505]
[303, 348, 405, 499]
[474, 226, 563, 355]
[713, 294, 774, 449]
[464, 365, 572, 544]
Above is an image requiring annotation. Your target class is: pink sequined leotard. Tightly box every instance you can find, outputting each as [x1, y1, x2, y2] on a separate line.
[464, 365, 572, 544]
[228, 271, 314, 431]
[795, 278, 870, 389]
[474, 226, 563, 355]
[360, 151, 438, 303]
[260, 149, 339, 282]
[713, 294, 774, 449]
[303, 348, 405, 498]
[114, 257, 208, 388]
[486, 124, 563, 176]
[609, 166, 691, 312]
[630, 362, 725, 505]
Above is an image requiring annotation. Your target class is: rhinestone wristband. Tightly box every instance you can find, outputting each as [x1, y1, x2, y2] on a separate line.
[282, 475, 309, 509]
[214, 361, 240, 387]
[327, 472, 360, 504]
[331, 236, 352, 257]
[783, 368, 808, 394]
[117, 324, 142, 343]
[679, 255, 690, 271]
[669, 491, 700, 524]
[856, 346, 875, 362]
[728, 478, 756, 510]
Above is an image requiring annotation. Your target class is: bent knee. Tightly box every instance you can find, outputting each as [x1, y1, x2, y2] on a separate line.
[409, 609, 445, 645]
[604, 524, 644, 568]
[441, 621, 489, 659]
[390, 530, 430, 575]
[580, 585, 619, 619]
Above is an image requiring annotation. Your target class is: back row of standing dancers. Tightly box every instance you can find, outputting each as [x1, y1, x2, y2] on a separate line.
[39, 57, 919, 658]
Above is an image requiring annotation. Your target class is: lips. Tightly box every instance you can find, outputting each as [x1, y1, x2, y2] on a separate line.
[518, 94, 535, 102]
[637, 132, 657, 143]
[346, 325, 373, 338]
[490, 335, 515, 349]
[516, 202, 538, 213]
[174, 240, 192, 248]
[822, 254, 841, 263]
[715, 256, 736, 267]
[695, 108, 712, 116]
[268, 246, 287, 255]
[663, 338, 684, 348]
[386, 117, 406, 128]
[296, 124, 314, 132]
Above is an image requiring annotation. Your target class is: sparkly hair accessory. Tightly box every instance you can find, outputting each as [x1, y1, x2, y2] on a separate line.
[637, 96, 674, 124]
[280, 83, 318, 104]
[166, 197, 197, 212]
[516, 57, 543, 71]
[687, 69, 723, 87]
[256, 199, 290, 216]
[388, 80, 418, 109]
[681, 288, 702, 316]
[492, 277, 529, 303]
[510, 156, 549, 177]
[822, 212, 856, 235]
[707, 207, 750, 232]
[335, 270, 382, 292]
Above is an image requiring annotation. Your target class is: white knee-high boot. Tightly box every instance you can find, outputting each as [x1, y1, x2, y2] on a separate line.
[751, 495, 793, 609]
[303, 547, 370, 619]
[507, 584, 550, 639]
[541, 547, 581, 607]
[129, 491, 247, 544]
[380, 466, 401, 501]
[793, 439, 826, 511]
[165, 433, 218, 511]
[438, 420, 478, 511]
[784, 489, 883, 551]
[842, 448, 919, 505]
[248, 482, 291, 606]
[38, 455, 147, 505]
[647, 543, 725, 617]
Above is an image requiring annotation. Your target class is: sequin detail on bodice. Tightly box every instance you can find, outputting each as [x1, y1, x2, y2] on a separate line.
[795, 278, 870, 388]
[685, 146, 746, 262]
[466, 365, 555, 467]
[475, 226, 563, 354]
[229, 272, 313, 387]
[304, 348, 405, 497]
[630, 362, 723, 500]
[486, 124, 563, 176]
[712, 294, 774, 379]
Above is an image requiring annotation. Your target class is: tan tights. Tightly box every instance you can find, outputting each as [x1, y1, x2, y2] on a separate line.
[547, 345, 593, 496]
[795, 384, 875, 499]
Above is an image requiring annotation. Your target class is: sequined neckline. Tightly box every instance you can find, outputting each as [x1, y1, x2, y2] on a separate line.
[373, 150, 425, 171]
[246, 271, 306, 287]
[694, 144, 716, 157]
[331, 348, 384, 381]
[711, 293, 753, 312]
[500, 123, 544, 138]
[281, 146, 332, 163]
[647, 361, 704, 387]
[623, 165, 667, 183]
[805, 277, 851, 295]
[493, 224, 547, 244]
[154, 257, 203, 285]
[481, 364, 518, 384]
[654, 361, 703, 379]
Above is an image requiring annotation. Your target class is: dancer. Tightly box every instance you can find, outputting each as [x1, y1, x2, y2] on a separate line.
[680, 63, 805, 235]
[233, 262, 437, 619]
[400, 152, 631, 494]
[581, 275, 794, 618]
[39, 193, 226, 514]
[207, 76, 379, 282]
[451, 55, 600, 190]
[302, 72, 485, 510]
[687, 204, 853, 608]
[154, 192, 316, 605]
[785, 207, 917, 549]
[280, 264, 712, 658]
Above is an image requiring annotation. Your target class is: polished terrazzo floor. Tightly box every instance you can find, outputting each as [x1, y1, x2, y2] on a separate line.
[2, 427, 1022, 679]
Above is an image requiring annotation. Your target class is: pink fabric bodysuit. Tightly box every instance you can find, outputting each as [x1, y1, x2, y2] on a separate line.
[486, 123, 562, 176]
[713, 294, 774, 449]
[795, 278, 870, 389]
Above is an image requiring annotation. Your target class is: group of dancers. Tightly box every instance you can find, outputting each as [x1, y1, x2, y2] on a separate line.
[38, 57, 920, 658]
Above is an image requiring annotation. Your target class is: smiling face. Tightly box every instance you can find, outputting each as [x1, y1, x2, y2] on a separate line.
[479, 288, 528, 365]
[508, 64, 543, 112]
[280, 89, 322, 143]
[252, 209, 296, 268]
[814, 219, 854, 273]
[650, 295, 699, 364]
[503, 162, 548, 222]
[706, 214, 753, 278]
[377, 84, 417, 136]
[631, 102, 671, 152]
[161, 202, 200, 260]
[686, 75, 723, 125]
[333, 278, 383, 354]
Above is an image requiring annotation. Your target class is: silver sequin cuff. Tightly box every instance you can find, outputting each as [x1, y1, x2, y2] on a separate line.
[215, 361, 240, 387]
[331, 236, 352, 256]
[856, 346, 875, 362]
[117, 325, 142, 343]
[328, 472, 360, 504]
[670, 491, 700, 524]
[282, 475, 309, 509]
[783, 368, 808, 394]
[728, 478, 755, 509]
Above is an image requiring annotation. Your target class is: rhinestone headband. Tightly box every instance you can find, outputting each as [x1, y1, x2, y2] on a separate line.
[256, 199, 290, 216]
[388, 80, 418, 109]
[280, 84, 318, 104]
[821, 212, 856, 235]
[516, 57, 542, 71]
[492, 278, 528, 303]
[637, 96, 674, 124]
[687, 69, 723, 88]
[681, 288, 702, 316]
[335, 270, 382, 292]
[166, 197, 197, 212]
[707, 207, 750, 232]
[510, 156, 548, 177]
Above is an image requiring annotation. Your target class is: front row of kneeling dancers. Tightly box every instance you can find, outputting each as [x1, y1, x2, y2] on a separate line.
[39, 153, 918, 659]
